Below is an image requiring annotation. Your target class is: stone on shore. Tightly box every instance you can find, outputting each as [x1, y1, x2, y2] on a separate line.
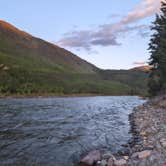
[79, 150, 101, 166]
[160, 138, 166, 147]
[114, 159, 127, 166]
[100, 159, 107, 166]
[107, 157, 114, 166]
[137, 150, 152, 159]
[123, 156, 129, 160]
[102, 152, 113, 160]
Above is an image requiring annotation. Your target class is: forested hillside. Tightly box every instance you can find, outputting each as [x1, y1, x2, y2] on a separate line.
[0, 20, 149, 96]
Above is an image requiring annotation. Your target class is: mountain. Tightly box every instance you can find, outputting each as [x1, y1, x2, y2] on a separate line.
[0, 20, 149, 96]
[131, 65, 153, 71]
[0, 20, 97, 74]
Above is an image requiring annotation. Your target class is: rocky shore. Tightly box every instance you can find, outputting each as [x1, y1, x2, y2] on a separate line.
[78, 95, 166, 166]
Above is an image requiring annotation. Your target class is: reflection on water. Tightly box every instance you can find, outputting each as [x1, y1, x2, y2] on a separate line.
[0, 96, 144, 166]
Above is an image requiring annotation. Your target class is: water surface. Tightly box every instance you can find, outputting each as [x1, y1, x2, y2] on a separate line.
[0, 96, 144, 166]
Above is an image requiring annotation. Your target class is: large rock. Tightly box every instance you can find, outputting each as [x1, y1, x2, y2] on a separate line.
[78, 150, 101, 166]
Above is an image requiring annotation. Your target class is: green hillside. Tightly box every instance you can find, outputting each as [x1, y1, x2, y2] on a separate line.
[0, 20, 149, 96]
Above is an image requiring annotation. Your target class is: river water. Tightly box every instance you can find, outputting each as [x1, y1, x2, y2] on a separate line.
[0, 96, 144, 166]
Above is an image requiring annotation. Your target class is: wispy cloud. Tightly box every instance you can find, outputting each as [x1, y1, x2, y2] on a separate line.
[57, 0, 162, 51]
[133, 61, 147, 65]
[122, 0, 161, 24]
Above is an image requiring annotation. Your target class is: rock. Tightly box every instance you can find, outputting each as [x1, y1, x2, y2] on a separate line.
[140, 131, 147, 136]
[107, 157, 114, 166]
[123, 156, 129, 160]
[0, 64, 4, 68]
[137, 150, 152, 159]
[102, 152, 113, 159]
[131, 152, 139, 158]
[143, 136, 147, 140]
[96, 160, 101, 166]
[160, 138, 166, 147]
[114, 159, 127, 166]
[158, 100, 166, 108]
[100, 159, 107, 166]
[79, 150, 101, 166]
[155, 142, 162, 149]
[3, 66, 9, 70]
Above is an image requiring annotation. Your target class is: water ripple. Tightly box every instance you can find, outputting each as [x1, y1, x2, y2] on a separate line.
[0, 96, 145, 166]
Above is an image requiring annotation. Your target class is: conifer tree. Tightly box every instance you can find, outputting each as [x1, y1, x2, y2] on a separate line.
[149, 1, 166, 95]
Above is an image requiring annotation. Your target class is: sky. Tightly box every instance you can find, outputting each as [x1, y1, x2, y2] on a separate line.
[0, 0, 163, 69]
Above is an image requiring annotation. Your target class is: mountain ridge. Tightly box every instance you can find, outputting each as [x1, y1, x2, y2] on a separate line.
[0, 20, 32, 39]
[0, 20, 98, 74]
[131, 65, 153, 71]
[0, 20, 149, 96]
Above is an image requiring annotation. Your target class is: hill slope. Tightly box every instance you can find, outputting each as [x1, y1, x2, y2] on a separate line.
[0, 20, 98, 74]
[0, 20, 149, 96]
[131, 65, 153, 71]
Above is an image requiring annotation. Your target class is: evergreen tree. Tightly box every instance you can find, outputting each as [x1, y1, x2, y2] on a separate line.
[148, 1, 166, 95]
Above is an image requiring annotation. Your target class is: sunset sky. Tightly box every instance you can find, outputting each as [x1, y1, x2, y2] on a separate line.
[0, 0, 162, 69]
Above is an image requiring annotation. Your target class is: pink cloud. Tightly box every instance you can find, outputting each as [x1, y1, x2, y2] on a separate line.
[57, 0, 163, 50]
[122, 0, 161, 24]
[133, 61, 147, 65]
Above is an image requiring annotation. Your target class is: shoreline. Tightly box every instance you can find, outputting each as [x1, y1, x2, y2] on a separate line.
[0, 94, 144, 99]
[124, 95, 166, 165]
[0, 93, 99, 99]
[79, 95, 166, 166]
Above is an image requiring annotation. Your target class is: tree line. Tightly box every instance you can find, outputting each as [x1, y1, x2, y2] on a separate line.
[149, 1, 166, 96]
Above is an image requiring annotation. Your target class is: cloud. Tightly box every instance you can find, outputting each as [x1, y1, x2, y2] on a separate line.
[108, 14, 122, 19]
[133, 61, 147, 65]
[122, 0, 161, 24]
[91, 37, 120, 46]
[57, 0, 162, 51]
[58, 30, 92, 50]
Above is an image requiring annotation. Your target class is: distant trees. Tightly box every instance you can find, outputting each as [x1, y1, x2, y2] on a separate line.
[148, 1, 166, 96]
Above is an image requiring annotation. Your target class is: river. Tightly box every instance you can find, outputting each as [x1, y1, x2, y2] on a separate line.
[0, 96, 145, 166]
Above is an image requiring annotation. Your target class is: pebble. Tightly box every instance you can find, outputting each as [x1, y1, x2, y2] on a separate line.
[114, 159, 127, 166]
[140, 131, 147, 136]
[137, 150, 152, 159]
[107, 157, 114, 166]
[123, 156, 129, 160]
[160, 138, 166, 147]
[131, 152, 139, 158]
[79, 150, 101, 166]
[102, 152, 113, 160]
[100, 159, 107, 166]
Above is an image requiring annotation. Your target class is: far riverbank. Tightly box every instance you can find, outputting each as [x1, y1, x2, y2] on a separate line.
[0, 93, 146, 99]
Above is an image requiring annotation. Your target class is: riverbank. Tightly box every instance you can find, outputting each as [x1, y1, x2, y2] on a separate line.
[79, 95, 166, 166]
[0, 93, 144, 99]
[0, 93, 99, 99]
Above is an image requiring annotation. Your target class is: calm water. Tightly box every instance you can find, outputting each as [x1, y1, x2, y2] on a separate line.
[0, 96, 144, 166]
